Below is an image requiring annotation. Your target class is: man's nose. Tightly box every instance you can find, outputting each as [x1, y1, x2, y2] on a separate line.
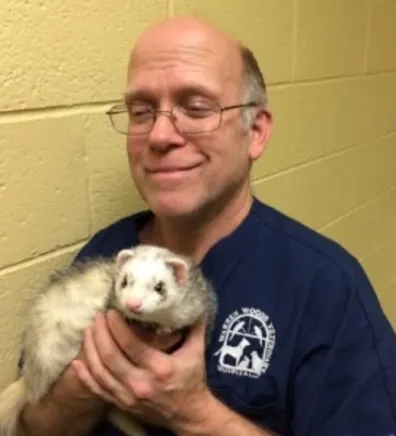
[148, 111, 185, 151]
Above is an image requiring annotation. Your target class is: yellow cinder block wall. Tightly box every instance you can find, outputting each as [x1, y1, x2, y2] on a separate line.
[0, 0, 395, 387]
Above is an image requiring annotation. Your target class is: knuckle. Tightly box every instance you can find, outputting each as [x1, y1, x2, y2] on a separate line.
[153, 361, 173, 381]
[87, 382, 100, 395]
[90, 366, 107, 385]
[83, 376, 101, 396]
[133, 381, 154, 400]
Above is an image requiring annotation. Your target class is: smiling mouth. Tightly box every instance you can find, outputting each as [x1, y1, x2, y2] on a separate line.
[145, 164, 204, 181]
[146, 164, 201, 174]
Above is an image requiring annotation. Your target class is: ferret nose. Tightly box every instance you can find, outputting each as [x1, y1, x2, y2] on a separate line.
[125, 298, 142, 313]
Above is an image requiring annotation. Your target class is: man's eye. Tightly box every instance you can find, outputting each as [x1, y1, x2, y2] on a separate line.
[182, 105, 215, 118]
[129, 106, 153, 122]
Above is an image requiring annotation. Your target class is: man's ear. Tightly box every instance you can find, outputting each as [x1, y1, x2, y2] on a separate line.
[248, 107, 273, 161]
[115, 249, 135, 268]
[166, 258, 189, 285]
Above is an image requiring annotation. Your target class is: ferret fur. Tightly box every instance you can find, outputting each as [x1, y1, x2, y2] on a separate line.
[0, 244, 217, 436]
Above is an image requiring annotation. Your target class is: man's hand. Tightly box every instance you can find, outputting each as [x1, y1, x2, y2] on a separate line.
[20, 348, 108, 436]
[50, 350, 107, 411]
[72, 310, 213, 430]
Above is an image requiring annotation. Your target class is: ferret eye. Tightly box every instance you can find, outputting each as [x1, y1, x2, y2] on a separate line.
[154, 281, 165, 295]
[121, 276, 128, 288]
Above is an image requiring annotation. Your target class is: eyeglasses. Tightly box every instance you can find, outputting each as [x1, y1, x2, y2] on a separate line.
[106, 101, 258, 136]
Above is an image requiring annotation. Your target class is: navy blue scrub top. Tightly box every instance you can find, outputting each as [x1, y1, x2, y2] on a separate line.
[73, 197, 396, 436]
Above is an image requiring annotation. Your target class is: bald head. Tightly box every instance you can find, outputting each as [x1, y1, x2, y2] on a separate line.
[124, 16, 268, 129]
[137, 16, 235, 45]
[132, 16, 238, 60]
[127, 16, 243, 85]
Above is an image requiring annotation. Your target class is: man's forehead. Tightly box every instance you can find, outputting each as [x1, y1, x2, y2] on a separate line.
[131, 36, 237, 69]
[131, 48, 230, 82]
[131, 16, 237, 58]
[127, 19, 242, 83]
[127, 45, 242, 100]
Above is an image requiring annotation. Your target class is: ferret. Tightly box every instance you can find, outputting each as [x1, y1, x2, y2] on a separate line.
[0, 244, 217, 436]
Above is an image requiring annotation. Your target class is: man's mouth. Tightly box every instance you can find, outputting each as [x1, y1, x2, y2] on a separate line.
[146, 164, 201, 173]
[145, 163, 203, 181]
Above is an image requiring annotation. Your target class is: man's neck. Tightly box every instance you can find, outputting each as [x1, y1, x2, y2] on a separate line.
[140, 188, 254, 263]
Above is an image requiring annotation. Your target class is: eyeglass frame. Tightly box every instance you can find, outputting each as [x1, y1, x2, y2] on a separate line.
[105, 101, 260, 136]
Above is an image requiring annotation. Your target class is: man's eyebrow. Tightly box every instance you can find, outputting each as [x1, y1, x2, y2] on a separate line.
[123, 88, 158, 106]
[123, 83, 219, 105]
[171, 82, 221, 102]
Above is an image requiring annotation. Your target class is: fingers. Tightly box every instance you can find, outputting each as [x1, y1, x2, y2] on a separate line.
[106, 310, 173, 380]
[95, 313, 155, 388]
[83, 324, 135, 406]
[74, 312, 159, 410]
[74, 309, 210, 429]
[72, 359, 130, 411]
[72, 359, 114, 403]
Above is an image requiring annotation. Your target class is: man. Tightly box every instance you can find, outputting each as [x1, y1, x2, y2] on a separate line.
[20, 16, 396, 436]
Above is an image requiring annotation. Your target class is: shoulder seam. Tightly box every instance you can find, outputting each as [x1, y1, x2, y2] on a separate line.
[251, 208, 361, 287]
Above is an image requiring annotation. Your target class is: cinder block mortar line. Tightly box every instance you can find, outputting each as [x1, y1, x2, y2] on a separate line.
[268, 69, 396, 91]
[318, 185, 396, 232]
[82, 115, 93, 238]
[0, 69, 395, 121]
[0, 100, 121, 124]
[291, 0, 299, 81]
[0, 241, 86, 278]
[384, 276, 396, 294]
[363, 0, 374, 73]
[361, 233, 396, 266]
[252, 130, 396, 182]
[379, 0, 396, 5]
[168, 0, 174, 16]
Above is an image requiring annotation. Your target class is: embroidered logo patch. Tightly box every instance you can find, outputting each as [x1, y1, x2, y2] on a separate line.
[214, 307, 276, 378]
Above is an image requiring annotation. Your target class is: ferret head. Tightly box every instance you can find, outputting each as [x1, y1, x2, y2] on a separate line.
[113, 247, 190, 324]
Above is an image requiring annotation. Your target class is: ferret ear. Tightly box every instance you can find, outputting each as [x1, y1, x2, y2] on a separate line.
[166, 258, 189, 285]
[115, 249, 135, 268]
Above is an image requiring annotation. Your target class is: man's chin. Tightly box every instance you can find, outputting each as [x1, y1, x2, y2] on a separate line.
[147, 194, 202, 219]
